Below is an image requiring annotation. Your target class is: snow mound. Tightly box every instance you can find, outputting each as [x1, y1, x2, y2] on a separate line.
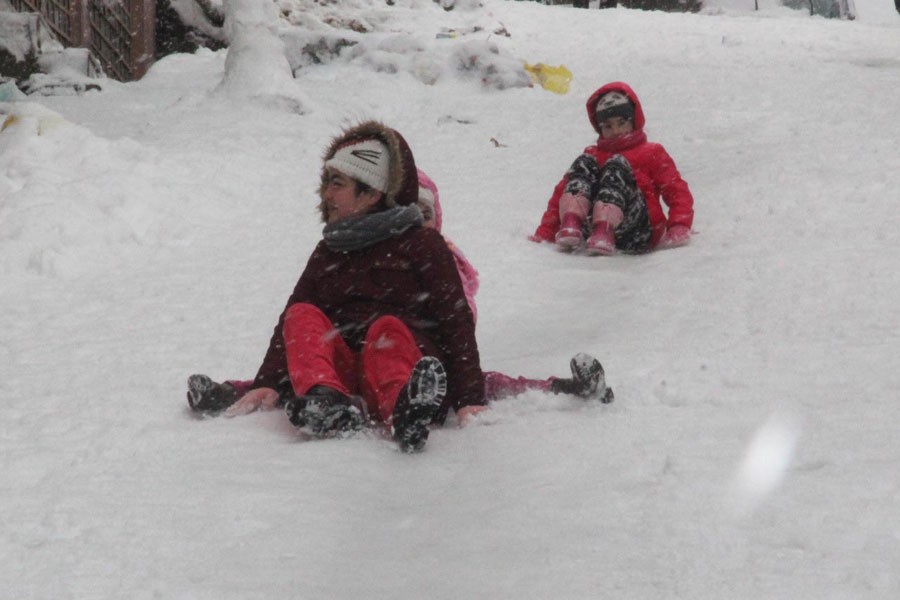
[0, 104, 184, 279]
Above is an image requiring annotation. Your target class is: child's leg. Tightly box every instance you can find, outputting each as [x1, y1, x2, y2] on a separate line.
[557, 154, 603, 248]
[225, 379, 255, 398]
[282, 303, 357, 398]
[565, 154, 603, 199]
[484, 354, 614, 403]
[586, 201, 623, 256]
[556, 193, 590, 248]
[359, 316, 423, 422]
[483, 371, 552, 401]
[594, 155, 653, 252]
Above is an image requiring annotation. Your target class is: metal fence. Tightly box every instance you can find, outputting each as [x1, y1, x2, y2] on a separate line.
[8, 0, 155, 81]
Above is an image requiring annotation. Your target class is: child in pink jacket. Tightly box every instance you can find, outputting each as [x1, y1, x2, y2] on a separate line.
[532, 81, 694, 255]
[413, 169, 611, 404]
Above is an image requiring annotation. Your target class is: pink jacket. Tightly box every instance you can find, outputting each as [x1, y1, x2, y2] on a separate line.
[417, 169, 480, 323]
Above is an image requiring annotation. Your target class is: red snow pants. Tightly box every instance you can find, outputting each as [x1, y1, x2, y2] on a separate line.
[283, 303, 422, 422]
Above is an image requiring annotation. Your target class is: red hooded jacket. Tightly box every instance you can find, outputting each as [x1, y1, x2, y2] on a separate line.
[533, 82, 694, 248]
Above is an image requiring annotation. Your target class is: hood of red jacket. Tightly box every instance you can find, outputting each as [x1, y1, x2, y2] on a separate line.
[586, 81, 646, 135]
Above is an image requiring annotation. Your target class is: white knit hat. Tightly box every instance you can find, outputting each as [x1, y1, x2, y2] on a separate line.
[324, 138, 391, 193]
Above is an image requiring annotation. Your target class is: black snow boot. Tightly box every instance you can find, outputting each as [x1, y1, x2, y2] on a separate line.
[284, 385, 366, 436]
[187, 374, 240, 414]
[392, 356, 448, 453]
[550, 353, 614, 403]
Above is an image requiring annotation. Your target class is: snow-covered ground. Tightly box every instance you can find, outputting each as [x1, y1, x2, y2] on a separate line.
[3, 0, 899, 597]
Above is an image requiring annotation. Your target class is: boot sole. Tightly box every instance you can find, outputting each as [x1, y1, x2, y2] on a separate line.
[394, 357, 447, 452]
[585, 237, 616, 256]
[287, 395, 366, 435]
[407, 356, 448, 409]
[187, 374, 219, 412]
[555, 229, 584, 251]
[570, 353, 612, 401]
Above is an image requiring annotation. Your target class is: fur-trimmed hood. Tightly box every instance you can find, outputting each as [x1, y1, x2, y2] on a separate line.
[318, 121, 419, 221]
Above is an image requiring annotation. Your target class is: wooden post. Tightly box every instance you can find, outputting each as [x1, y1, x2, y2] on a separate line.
[128, 0, 156, 79]
[70, 0, 89, 47]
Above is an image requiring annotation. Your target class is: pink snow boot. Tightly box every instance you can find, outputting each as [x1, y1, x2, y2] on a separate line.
[585, 202, 623, 256]
[555, 193, 589, 251]
[555, 213, 585, 250]
[586, 221, 616, 255]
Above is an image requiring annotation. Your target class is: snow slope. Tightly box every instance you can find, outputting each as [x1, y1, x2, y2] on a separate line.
[2, 1, 900, 597]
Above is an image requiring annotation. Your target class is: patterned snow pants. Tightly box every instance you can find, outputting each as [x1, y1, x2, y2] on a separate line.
[564, 154, 653, 253]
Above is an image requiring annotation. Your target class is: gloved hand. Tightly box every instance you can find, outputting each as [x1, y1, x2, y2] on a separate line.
[457, 404, 489, 427]
[224, 387, 280, 417]
[660, 224, 691, 248]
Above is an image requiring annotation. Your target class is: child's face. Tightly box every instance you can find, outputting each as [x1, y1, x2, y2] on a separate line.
[418, 201, 437, 229]
[599, 117, 634, 140]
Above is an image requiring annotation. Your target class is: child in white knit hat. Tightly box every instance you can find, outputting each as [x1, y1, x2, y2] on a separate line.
[188, 121, 485, 452]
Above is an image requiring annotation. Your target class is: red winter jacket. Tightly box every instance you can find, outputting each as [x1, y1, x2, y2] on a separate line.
[251, 226, 485, 420]
[533, 82, 694, 248]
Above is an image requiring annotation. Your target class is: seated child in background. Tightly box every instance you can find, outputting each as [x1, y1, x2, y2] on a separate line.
[531, 81, 694, 255]
[415, 169, 612, 404]
[188, 170, 613, 419]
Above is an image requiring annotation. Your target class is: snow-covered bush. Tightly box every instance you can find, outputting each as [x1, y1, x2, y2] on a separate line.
[273, 0, 531, 89]
[452, 39, 533, 89]
[0, 12, 58, 81]
[155, 0, 528, 90]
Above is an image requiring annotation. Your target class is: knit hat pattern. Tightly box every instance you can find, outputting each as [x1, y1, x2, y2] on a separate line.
[324, 138, 391, 193]
[594, 91, 634, 123]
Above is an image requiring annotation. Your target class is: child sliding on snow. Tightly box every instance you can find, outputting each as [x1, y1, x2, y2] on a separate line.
[531, 81, 694, 255]
[415, 169, 613, 404]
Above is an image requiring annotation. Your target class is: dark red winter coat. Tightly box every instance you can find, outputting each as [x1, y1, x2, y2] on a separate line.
[533, 82, 694, 247]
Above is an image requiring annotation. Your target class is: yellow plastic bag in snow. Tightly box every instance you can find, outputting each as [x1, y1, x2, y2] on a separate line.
[525, 63, 572, 95]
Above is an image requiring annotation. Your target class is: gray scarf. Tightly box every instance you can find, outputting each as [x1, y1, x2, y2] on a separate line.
[323, 205, 423, 252]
